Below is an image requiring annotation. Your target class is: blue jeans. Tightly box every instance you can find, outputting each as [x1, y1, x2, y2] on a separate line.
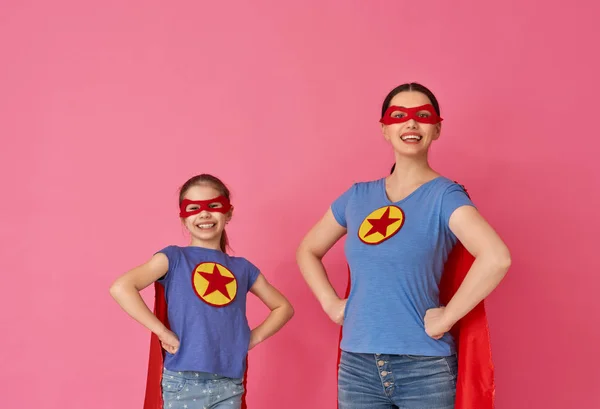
[338, 351, 457, 409]
[161, 368, 244, 409]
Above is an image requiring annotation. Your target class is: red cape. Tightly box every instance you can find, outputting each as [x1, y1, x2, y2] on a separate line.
[142, 283, 249, 409]
[336, 241, 495, 409]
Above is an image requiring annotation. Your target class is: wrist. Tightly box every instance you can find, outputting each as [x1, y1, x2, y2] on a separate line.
[321, 295, 341, 314]
[441, 308, 459, 329]
[250, 328, 263, 343]
[153, 324, 169, 338]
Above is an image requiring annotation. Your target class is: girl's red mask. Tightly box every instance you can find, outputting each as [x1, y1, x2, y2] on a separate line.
[179, 196, 232, 218]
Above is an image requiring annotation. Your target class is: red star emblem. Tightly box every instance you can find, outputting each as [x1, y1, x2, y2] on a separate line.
[198, 264, 235, 300]
[364, 207, 401, 238]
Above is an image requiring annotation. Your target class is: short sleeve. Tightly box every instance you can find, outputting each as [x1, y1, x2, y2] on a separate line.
[155, 245, 180, 285]
[441, 183, 476, 226]
[245, 260, 261, 292]
[331, 183, 357, 228]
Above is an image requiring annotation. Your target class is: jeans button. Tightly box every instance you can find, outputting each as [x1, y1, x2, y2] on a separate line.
[378, 360, 385, 367]
[381, 371, 388, 376]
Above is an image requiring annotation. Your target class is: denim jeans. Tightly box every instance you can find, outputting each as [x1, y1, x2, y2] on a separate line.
[161, 368, 244, 409]
[338, 351, 458, 409]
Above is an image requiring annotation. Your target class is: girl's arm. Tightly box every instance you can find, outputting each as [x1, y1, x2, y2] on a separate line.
[109, 253, 180, 353]
[296, 209, 348, 324]
[248, 274, 294, 350]
[425, 205, 512, 339]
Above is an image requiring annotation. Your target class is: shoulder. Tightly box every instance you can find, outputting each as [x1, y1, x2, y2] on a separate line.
[355, 178, 384, 190]
[226, 254, 260, 271]
[340, 178, 384, 198]
[227, 255, 262, 286]
[155, 244, 183, 257]
[433, 177, 471, 198]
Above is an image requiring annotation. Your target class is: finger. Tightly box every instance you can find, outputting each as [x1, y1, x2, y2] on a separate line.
[161, 342, 175, 353]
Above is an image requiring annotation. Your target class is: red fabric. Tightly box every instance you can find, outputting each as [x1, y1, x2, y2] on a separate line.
[143, 282, 249, 409]
[179, 196, 232, 218]
[337, 242, 495, 409]
[380, 104, 443, 125]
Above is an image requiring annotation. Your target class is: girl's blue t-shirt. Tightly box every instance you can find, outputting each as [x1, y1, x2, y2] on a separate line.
[156, 245, 260, 378]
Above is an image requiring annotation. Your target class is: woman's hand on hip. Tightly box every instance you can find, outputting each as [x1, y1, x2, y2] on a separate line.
[424, 307, 454, 339]
[324, 297, 347, 325]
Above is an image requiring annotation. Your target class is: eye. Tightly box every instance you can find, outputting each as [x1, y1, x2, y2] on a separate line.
[208, 202, 223, 209]
[391, 111, 406, 118]
[186, 205, 200, 212]
[417, 111, 431, 118]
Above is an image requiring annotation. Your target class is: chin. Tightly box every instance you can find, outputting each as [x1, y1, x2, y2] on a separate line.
[393, 147, 427, 157]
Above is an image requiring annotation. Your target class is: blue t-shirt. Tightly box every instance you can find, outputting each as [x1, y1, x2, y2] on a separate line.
[331, 176, 475, 356]
[156, 245, 261, 378]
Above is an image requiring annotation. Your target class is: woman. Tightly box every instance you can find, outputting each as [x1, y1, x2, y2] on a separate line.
[296, 83, 511, 409]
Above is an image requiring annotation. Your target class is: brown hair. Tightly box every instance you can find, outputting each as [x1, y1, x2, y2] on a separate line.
[381, 82, 441, 118]
[178, 174, 231, 252]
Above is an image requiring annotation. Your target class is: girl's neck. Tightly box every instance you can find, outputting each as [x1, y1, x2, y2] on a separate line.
[189, 238, 222, 251]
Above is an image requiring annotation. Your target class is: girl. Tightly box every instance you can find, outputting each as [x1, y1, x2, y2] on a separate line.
[296, 83, 511, 409]
[110, 174, 294, 409]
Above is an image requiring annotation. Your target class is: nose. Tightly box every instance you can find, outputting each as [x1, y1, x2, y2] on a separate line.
[405, 119, 418, 129]
[198, 210, 211, 218]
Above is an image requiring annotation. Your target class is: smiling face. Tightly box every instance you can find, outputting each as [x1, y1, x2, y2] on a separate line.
[381, 91, 442, 158]
[180, 184, 233, 249]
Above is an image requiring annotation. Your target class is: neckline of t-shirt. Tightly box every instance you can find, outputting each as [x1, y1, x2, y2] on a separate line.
[181, 245, 224, 253]
[379, 176, 443, 205]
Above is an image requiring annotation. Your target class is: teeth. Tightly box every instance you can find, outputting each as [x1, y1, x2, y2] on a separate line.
[197, 223, 215, 229]
[401, 135, 422, 141]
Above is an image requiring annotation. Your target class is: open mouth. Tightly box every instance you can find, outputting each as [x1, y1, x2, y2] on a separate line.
[400, 134, 422, 142]
[196, 223, 216, 229]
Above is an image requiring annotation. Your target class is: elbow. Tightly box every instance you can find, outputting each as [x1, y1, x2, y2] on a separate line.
[288, 303, 295, 320]
[295, 242, 309, 263]
[284, 300, 295, 321]
[109, 281, 119, 299]
[296, 241, 322, 265]
[275, 298, 294, 324]
[109, 278, 126, 299]
[493, 247, 512, 276]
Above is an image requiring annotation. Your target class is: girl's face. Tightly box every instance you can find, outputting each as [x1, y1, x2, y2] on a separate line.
[381, 91, 442, 158]
[180, 184, 232, 248]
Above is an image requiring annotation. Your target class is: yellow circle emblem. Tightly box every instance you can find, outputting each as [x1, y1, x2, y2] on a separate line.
[192, 262, 238, 307]
[358, 205, 405, 245]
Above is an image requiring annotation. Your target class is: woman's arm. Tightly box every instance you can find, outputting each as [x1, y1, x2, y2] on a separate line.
[248, 275, 294, 349]
[296, 209, 348, 324]
[425, 205, 512, 339]
[109, 253, 180, 353]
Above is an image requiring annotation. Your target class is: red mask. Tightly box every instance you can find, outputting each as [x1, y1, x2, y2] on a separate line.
[179, 196, 232, 218]
[380, 104, 443, 125]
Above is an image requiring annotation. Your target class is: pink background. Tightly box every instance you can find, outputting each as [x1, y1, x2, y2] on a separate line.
[2, 1, 599, 408]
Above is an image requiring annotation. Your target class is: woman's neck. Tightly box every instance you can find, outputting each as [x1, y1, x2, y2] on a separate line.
[388, 157, 439, 185]
[385, 157, 440, 202]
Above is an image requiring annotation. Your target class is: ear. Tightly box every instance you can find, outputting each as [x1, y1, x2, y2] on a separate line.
[432, 123, 442, 140]
[381, 123, 391, 142]
[226, 205, 234, 222]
